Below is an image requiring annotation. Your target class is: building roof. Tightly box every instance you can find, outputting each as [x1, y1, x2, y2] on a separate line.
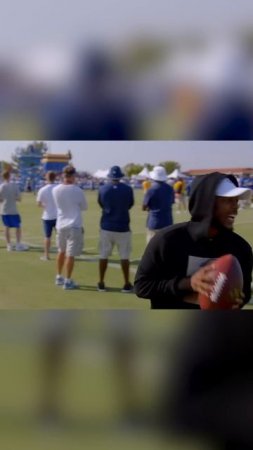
[185, 167, 253, 176]
[42, 153, 72, 162]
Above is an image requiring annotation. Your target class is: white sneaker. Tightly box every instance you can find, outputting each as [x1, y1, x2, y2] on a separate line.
[16, 243, 29, 251]
[55, 275, 65, 286]
[63, 279, 79, 290]
[40, 255, 50, 261]
[7, 244, 14, 252]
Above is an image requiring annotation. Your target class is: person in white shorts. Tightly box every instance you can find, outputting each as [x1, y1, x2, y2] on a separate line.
[97, 165, 134, 293]
[53, 166, 88, 290]
[37, 171, 57, 261]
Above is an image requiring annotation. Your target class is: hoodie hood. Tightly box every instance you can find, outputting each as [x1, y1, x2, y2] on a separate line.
[187, 172, 239, 240]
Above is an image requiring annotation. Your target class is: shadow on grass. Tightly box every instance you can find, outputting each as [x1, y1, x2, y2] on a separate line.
[130, 259, 141, 266]
[26, 248, 45, 254]
[76, 258, 140, 266]
[83, 250, 100, 256]
[78, 285, 134, 294]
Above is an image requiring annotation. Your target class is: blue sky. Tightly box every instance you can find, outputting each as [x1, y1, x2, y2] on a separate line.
[0, 141, 252, 173]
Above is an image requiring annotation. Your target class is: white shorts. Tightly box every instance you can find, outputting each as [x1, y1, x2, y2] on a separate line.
[99, 230, 132, 259]
[56, 227, 84, 257]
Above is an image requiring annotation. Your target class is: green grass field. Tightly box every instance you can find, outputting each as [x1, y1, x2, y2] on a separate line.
[1, 190, 253, 309]
[0, 312, 213, 450]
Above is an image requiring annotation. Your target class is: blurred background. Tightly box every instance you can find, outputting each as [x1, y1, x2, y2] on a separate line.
[0, 311, 184, 449]
[0, 0, 253, 139]
[0, 312, 253, 449]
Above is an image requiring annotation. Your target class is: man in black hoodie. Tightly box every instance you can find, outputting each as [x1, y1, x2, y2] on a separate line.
[134, 172, 253, 309]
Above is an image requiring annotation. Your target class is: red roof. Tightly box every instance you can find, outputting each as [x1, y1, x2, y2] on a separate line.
[185, 168, 253, 176]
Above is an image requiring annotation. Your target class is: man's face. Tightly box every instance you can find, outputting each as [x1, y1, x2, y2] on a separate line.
[212, 196, 239, 230]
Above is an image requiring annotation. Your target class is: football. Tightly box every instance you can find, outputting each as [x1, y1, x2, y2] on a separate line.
[199, 254, 243, 310]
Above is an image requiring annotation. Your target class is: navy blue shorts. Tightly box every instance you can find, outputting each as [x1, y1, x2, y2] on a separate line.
[43, 219, 57, 238]
[2, 214, 21, 228]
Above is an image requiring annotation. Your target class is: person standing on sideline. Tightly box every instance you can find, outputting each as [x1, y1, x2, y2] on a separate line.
[97, 165, 134, 293]
[36, 171, 57, 261]
[173, 177, 187, 213]
[143, 166, 174, 244]
[142, 177, 151, 194]
[135, 172, 253, 309]
[52, 166, 88, 290]
[0, 170, 28, 251]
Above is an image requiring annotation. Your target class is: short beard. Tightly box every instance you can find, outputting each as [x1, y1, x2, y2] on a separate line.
[211, 219, 233, 232]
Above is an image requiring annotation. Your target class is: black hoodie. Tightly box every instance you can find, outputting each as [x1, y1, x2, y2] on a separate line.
[134, 172, 253, 309]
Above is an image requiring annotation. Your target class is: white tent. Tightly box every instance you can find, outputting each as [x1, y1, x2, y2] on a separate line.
[167, 168, 187, 179]
[135, 167, 150, 180]
[93, 169, 109, 178]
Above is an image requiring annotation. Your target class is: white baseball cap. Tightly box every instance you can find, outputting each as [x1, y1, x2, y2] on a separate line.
[215, 178, 252, 200]
[149, 166, 167, 182]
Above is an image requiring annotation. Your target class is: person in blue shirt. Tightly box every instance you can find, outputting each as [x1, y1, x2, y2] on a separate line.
[143, 166, 174, 243]
[97, 166, 134, 293]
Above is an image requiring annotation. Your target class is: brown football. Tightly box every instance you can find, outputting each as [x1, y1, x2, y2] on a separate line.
[199, 254, 243, 310]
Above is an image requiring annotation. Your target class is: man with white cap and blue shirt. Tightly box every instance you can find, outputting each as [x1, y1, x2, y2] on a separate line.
[142, 165, 174, 244]
[97, 165, 134, 293]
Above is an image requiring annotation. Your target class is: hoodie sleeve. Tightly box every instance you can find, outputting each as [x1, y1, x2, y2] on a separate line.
[134, 226, 192, 304]
[238, 239, 253, 306]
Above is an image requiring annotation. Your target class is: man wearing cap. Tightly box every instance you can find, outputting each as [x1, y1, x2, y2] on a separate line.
[52, 166, 88, 290]
[134, 172, 253, 309]
[97, 165, 134, 293]
[142, 165, 175, 244]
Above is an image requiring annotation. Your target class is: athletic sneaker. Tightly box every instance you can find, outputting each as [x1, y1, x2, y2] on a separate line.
[55, 275, 65, 286]
[63, 279, 79, 290]
[7, 244, 14, 252]
[121, 283, 133, 293]
[16, 243, 29, 251]
[97, 282, 107, 292]
[40, 256, 50, 261]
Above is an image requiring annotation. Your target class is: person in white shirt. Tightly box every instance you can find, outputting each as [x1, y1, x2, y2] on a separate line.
[37, 171, 58, 261]
[52, 166, 88, 290]
[0, 170, 28, 251]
